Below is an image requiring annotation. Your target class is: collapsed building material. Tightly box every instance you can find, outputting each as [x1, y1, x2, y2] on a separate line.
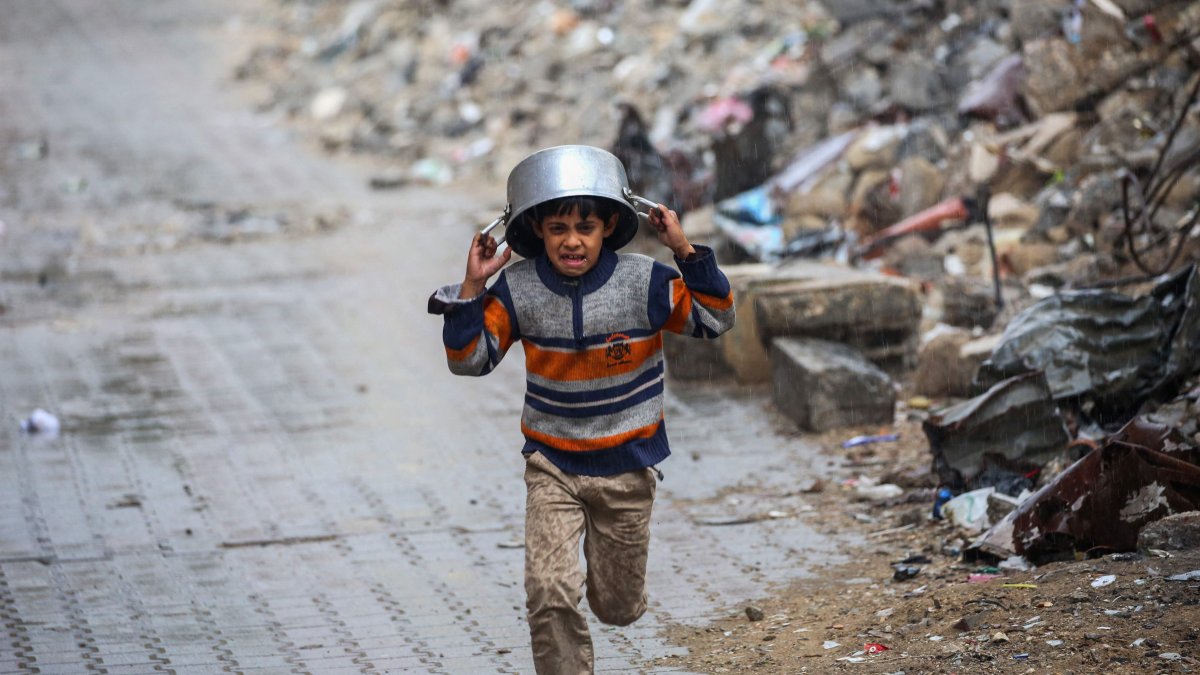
[1138, 511, 1200, 551]
[770, 337, 895, 432]
[974, 264, 1200, 424]
[925, 372, 1070, 493]
[666, 262, 922, 383]
[967, 419, 1200, 564]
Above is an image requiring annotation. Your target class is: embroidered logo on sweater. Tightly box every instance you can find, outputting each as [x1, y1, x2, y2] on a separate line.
[605, 333, 632, 367]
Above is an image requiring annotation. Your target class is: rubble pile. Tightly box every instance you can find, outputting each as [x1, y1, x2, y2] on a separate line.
[239, 0, 1200, 567]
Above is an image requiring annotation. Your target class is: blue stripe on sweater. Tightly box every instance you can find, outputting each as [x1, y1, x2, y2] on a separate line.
[526, 422, 670, 477]
[524, 379, 664, 418]
[525, 365, 663, 404]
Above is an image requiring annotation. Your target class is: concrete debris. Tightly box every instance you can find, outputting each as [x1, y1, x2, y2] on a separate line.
[1138, 511, 1200, 551]
[770, 337, 895, 432]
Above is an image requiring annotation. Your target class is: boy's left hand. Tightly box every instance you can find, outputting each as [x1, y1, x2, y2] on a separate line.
[647, 205, 696, 260]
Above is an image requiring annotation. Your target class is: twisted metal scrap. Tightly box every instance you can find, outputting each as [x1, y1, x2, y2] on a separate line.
[1119, 74, 1200, 277]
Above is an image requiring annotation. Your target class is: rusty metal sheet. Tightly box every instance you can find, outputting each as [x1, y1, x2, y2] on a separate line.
[925, 371, 1070, 493]
[967, 419, 1200, 564]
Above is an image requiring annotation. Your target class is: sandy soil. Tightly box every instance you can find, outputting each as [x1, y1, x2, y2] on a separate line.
[657, 416, 1200, 674]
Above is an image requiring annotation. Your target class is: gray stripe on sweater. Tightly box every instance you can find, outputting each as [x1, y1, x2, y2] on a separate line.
[523, 396, 663, 440]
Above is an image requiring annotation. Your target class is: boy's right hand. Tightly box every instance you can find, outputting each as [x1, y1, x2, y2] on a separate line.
[460, 233, 511, 299]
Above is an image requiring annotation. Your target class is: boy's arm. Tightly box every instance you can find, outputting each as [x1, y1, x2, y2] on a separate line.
[645, 206, 735, 338]
[428, 233, 519, 376]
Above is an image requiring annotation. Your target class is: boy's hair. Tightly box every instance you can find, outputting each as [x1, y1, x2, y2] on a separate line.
[519, 196, 622, 229]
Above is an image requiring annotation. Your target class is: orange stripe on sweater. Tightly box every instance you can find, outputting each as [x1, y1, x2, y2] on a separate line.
[524, 335, 662, 382]
[521, 416, 663, 452]
[663, 279, 693, 334]
[484, 296, 515, 352]
[692, 288, 734, 311]
[445, 336, 480, 362]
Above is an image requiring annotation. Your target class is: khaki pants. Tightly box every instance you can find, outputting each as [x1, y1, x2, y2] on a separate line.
[523, 451, 657, 675]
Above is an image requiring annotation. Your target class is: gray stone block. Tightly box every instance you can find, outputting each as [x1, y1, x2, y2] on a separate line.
[770, 337, 896, 432]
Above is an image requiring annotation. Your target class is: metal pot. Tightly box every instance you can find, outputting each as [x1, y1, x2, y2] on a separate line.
[481, 145, 658, 259]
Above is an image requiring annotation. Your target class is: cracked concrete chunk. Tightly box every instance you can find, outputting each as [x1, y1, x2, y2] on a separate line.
[769, 337, 895, 432]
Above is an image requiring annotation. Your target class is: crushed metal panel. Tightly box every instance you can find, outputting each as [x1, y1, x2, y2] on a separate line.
[974, 264, 1200, 423]
[925, 371, 1070, 492]
[967, 420, 1200, 564]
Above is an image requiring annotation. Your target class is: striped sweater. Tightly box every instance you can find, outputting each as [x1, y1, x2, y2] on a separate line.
[430, 245, 735, 476]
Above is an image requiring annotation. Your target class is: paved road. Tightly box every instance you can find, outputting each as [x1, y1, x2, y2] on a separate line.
[0, 1, 848, 672]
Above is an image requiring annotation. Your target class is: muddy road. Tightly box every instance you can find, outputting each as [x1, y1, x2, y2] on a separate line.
[0, 2, 850, 672]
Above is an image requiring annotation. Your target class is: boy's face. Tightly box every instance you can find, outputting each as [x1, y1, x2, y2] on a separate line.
[532, 206, 617, 277]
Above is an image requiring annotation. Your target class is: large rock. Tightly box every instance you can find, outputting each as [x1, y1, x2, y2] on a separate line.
[1138, 511, 1200, 551]
[914, 325, 973, 397]
[770, 337, 896, 432]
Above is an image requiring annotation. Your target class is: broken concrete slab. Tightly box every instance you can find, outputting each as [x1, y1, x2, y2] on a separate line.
[968, 419, 1200, 565]
[770, 337, 895, 432]
[752, 261, 922, 375]
[925, 371, 1070, 493]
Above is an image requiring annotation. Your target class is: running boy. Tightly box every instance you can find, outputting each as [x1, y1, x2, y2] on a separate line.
[428, 146, 735, 674]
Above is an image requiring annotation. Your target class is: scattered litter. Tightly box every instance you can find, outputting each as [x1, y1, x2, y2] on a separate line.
[1160, 652, 1183, 661]
[1046, 639, 1063, 647]
[932, 487, 953, 520]
[864, 642, 889, 654]
[1131, 637, 1146, 647]
[1002, 583, 1037, 589]
[19, 409, 60, 437]
[822, 640, 840, 649]
[968, 573, 1003, 583]
[1013, 653, 1030, 660]
[942, 488, 995, 533]
[1091, 575, 1116, 588]
[1167, 570, 1200, 581]
[842, 433, 900, 448]
[496, 540, 524, 549]
[892, 565, 921, 582]
[837, 656, 867, 663]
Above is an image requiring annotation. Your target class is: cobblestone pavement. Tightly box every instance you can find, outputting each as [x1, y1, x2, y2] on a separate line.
[0, 2, 850, 673]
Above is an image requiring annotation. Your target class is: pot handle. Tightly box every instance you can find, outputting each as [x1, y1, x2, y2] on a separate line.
[622, 187, 660, 213]
[480, 205, 511, 249]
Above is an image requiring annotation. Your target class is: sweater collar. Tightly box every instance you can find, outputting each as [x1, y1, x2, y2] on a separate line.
[535, 246, 618, 295]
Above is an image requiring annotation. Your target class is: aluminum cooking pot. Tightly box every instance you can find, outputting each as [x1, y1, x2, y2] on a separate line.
[481, 145, 659, 259]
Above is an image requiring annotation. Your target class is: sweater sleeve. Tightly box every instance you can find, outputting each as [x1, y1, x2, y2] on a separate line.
[647, 245, 735, 338]
[428, 273, 520, 376]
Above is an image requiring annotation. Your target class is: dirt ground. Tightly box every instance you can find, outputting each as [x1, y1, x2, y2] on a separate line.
[656, 414, 1200, 674]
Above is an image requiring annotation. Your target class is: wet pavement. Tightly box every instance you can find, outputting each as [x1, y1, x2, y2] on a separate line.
[0, 1, 849, 673]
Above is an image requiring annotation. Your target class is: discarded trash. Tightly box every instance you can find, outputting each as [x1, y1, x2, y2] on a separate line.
[892, 565, 921, 582]
[864, 642, 889, 654]
[932, 487, 953, 519]
[1002, 583, 1037, 589]
[1046, 639, 1064, 647]
[968, 573, 1003, 583]
[1091, 575, 1116, 588]
[855, 476, 904, 500]
[1161, 652, 1183, 661]
[942, 487, 995, 533]
[1167, 570, 1200, 581]
[496, 540, 524, 549]
[19, 409, 60, 437]
[1013, 653, 1030, 660]
[822, 640, 840, 650]
[842, 433, 899, 448]
[999, 555, 1033, 571]
[926, 372, 1069, 493]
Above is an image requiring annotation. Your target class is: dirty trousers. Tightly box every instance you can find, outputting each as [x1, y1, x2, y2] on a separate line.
[523, 451, 657, 675]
